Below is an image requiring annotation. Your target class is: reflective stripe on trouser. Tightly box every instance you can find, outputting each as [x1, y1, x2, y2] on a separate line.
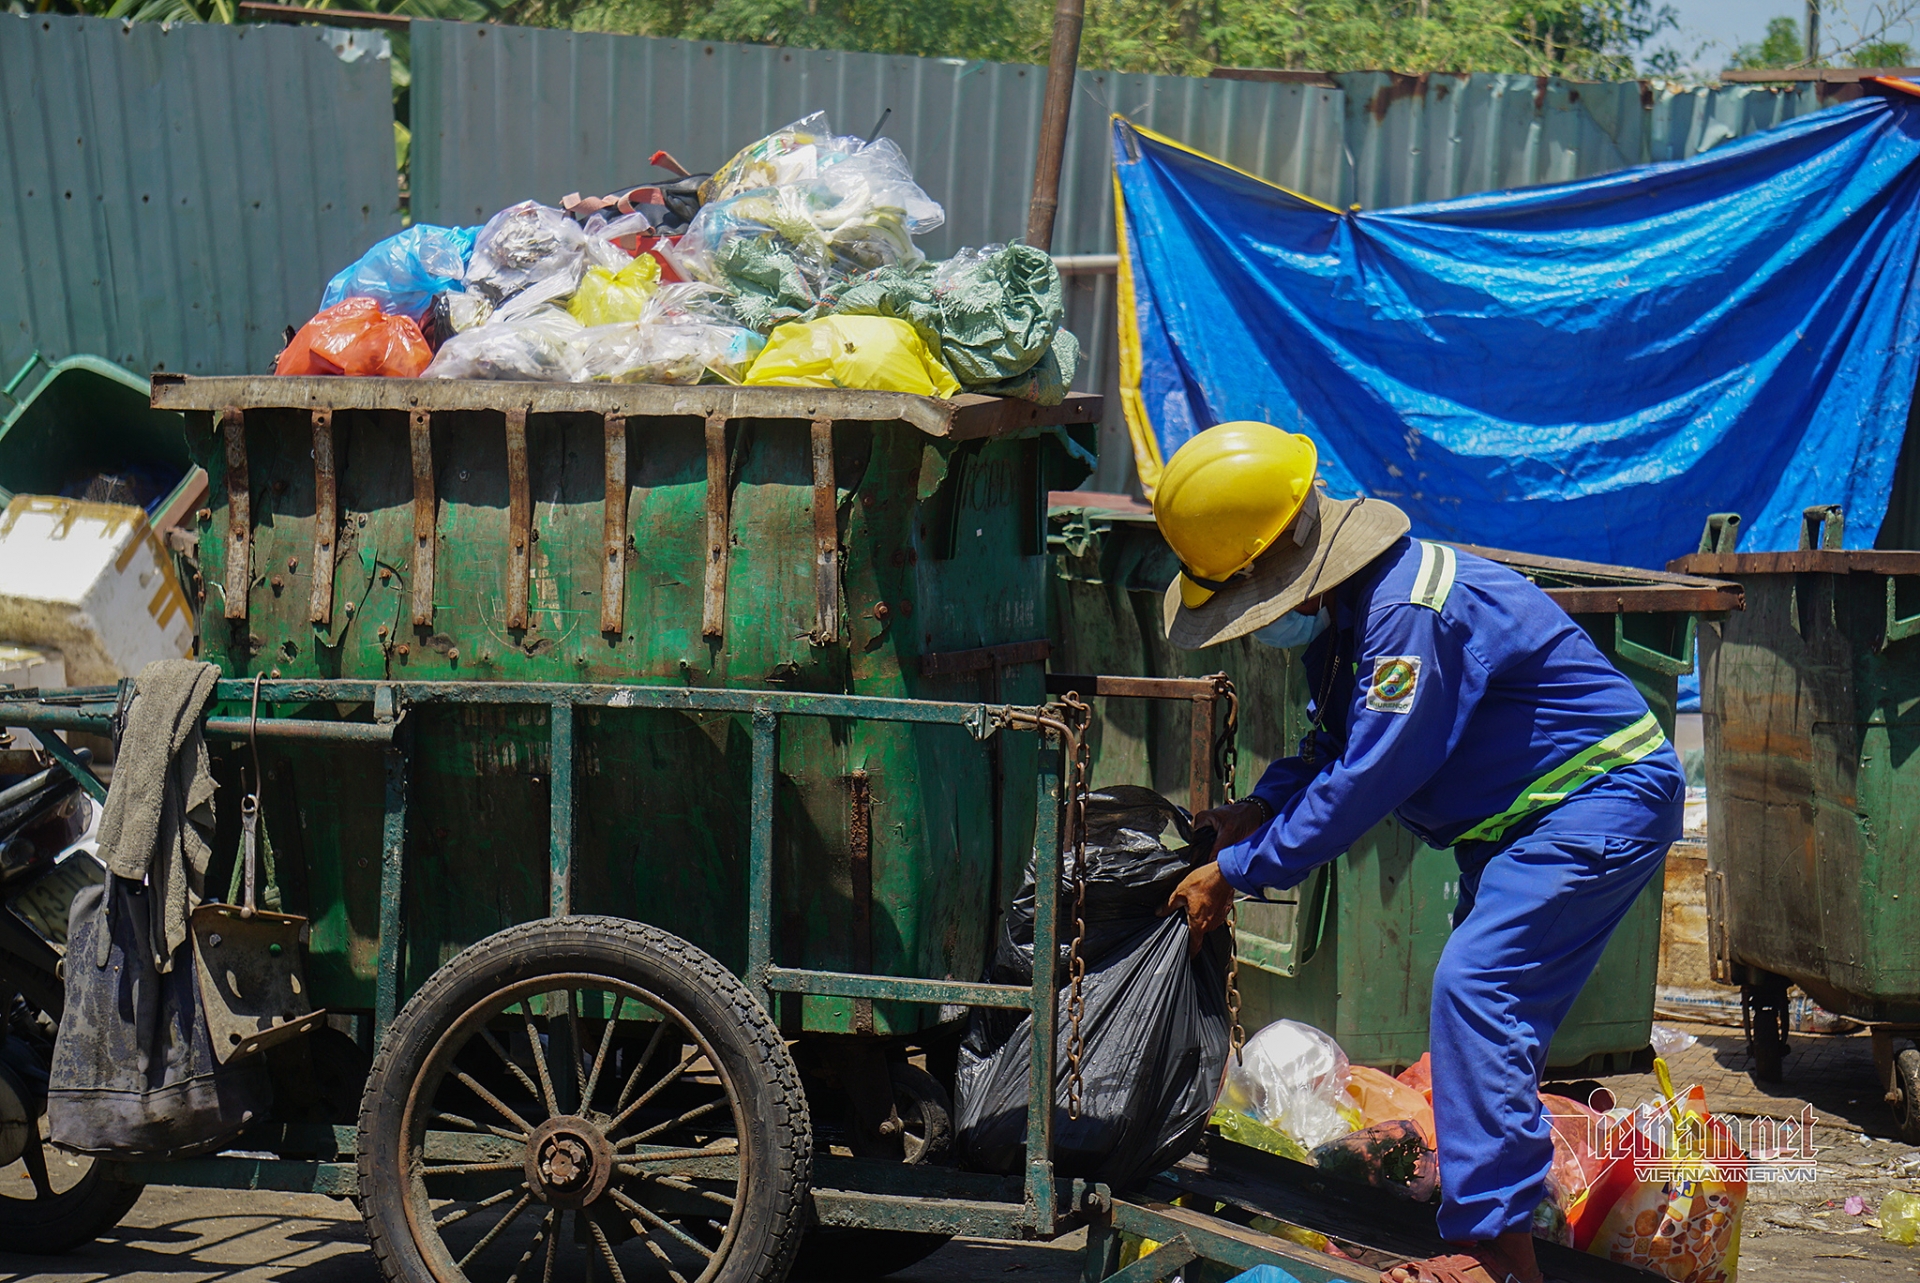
[1451, 711, 1666, 847]
[1430, 827, 1671, 1241]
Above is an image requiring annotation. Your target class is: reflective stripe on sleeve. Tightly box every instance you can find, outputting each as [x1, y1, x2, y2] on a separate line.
[1411, 541, 1457, 612]
[1451, 711, 1667, 846]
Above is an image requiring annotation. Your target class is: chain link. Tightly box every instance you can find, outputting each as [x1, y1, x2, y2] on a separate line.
[1214, 678, 1247, 1064]
[1061, 692, 1093, 1120]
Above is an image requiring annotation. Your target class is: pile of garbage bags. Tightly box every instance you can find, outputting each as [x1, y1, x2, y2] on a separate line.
[1213, 1019, 1747, 1283]
[276, 113, 1078, 403]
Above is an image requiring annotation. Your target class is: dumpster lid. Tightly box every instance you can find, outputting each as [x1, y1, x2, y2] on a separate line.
[1670, 548, 1920, 576]
[1460, 545, 1743, 613]
[149, 375, 1101, 442]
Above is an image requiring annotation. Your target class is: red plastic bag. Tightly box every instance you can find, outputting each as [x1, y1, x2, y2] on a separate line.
[1395, 1053, 1433, 1098]
[277, 297, 431, 378]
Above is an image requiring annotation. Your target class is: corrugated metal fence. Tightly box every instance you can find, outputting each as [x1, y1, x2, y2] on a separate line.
[4, 13, 1828, 490]
[0, 14, 399, 385]
[408, 22, 1824, 488]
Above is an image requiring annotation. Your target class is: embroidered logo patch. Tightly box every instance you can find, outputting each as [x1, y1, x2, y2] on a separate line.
[1366, 655, 1422, 714]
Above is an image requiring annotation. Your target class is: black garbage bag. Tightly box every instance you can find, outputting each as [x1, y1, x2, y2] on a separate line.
[955, 785, 1229, 1192]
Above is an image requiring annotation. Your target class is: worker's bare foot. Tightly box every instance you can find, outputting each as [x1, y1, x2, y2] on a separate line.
[1379, 1233, 1544, 1283]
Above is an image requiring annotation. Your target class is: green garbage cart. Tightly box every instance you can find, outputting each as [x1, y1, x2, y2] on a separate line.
[1672, 505, 1920, 1140]
[1049, 494, 1742, 1072]
[0, 352, 196, 512]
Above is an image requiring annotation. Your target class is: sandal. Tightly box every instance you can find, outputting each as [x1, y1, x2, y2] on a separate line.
[1379, 1252, 1524, 1283]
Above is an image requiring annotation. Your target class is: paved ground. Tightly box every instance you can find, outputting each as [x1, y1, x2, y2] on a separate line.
[0, 1190, 1088, 1283]
[6, 1020, 1917, 1282]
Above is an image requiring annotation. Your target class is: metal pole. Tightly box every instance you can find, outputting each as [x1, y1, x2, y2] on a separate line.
[1025, 0, 1087, 251]
[1805, 0, 1820, 65]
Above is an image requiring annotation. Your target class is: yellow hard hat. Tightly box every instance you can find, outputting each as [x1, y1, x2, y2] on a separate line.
[1153, 422, 1319, 609]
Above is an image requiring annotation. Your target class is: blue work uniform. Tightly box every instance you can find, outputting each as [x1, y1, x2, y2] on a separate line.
[1215, 537, 1684, 1242]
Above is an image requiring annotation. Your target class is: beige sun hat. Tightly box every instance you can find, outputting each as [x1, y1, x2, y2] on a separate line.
[1162, 492, 1410, 650]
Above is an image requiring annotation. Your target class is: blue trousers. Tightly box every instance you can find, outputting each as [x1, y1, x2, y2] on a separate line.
[1430, 818, 1670, 1241]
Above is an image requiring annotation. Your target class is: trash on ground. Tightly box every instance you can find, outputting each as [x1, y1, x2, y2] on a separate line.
[284, 113, 1078, 399]
[1884, 1189, 1920, 1245]
[1651, 1023, 1700, 1057]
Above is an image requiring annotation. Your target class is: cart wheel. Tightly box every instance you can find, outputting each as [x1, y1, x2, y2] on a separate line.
[1893, 1048, 1920, 1146]
[356, 917, 810, 1283]
[1, 1026, 144, 1253]
[789, 1063, 954, 1281]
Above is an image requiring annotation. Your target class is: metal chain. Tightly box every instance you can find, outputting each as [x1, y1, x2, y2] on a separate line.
[1214, 678, 1247, 1064]
[1062, 692, 1093, 1120]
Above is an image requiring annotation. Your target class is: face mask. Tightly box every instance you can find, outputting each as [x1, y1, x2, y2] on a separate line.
[1250, 606, 1331, 650]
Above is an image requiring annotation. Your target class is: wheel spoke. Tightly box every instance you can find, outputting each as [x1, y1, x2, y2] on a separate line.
[453, 1069, 537, 1134]
[432, 1109, 529, 1144]
[605, 1049, 695, 1133]
[587, 1215, 629, 1283]
[481, 1027, 545, 1101]
[581, 1003, 621, 1111]
[614, 1141, 738, 1168]
[608, 1186, 715, 1260]
[435, 1185, 525, 1229]
[567, 994, 588, 1108]
[541, 1209, 558, 1283]
[21, 1131, 53, 1200]
[638, 1172, 736, 1210]
[618, 1094, 729, 1148]
[422, 1160, 526, 1178]
[630, 1225, 692, 1283]
[518, 1000, 562, 1118]
[614, 1021, 671, 1113]
[456, 1191, 533, 1268]
[504, 1209, 556, 1283]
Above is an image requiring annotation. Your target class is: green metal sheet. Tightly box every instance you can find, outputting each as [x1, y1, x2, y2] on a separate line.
[1673, 548, 1920, 1021]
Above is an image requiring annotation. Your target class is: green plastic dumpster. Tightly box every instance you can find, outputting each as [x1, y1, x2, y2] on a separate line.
[1671, 506, 1920, 1137]
[0, 352, 192, 508]
[1049, 495, 1741, 1072]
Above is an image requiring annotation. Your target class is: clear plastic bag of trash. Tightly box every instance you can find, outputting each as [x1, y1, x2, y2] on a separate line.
[466, 201, 588, 305]
[1648, 1024, 1698, 1058]
[700, 111, 865, 203]
[1219, 1019, 1357, 1151]
[575, 320, 762, 386]
[422, 307, 585, 382]
[321, 223, 477, 323]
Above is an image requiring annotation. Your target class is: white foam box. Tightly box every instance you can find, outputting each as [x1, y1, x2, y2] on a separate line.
[0, 495, 194, 685]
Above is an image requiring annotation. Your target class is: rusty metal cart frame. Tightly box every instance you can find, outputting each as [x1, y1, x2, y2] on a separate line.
[1, 679, 1372, 1283]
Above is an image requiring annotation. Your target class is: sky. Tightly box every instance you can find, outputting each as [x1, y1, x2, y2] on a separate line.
[1662, 0, 1920, 72]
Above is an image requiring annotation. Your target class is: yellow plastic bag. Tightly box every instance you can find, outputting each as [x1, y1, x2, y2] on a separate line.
[568, 254, 661, 326]
[744, 315, 960, 397]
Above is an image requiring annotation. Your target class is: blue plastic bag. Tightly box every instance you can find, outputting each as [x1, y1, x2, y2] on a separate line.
[320, 224, 479, 323]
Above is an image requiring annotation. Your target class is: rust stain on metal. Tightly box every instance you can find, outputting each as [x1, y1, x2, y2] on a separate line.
[850, 769, 874, 1035]
[409, 409, 436, 627]
[504, 407, 531, 630]
[308, 408, 337, 625]
[222, 406, 250, 622]
[811, 415, 840, 646]
[1189, 694, 1214, 814]
[702, 411, 729, 639]
[600, 413, 628, 634]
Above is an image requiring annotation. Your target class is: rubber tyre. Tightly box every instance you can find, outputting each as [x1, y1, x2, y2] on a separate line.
[0, 1145, 143, 1254]
[355, 916, 811, 1283]
[789, 1063, 955, 1280]
[1893, 1047, 1920, 1146]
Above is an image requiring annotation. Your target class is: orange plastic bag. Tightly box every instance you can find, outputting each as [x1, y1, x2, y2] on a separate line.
[277, 297, 431, 378]
[1346, 1065, 1436, 1147]
[1395, 1053, 1433, 1098]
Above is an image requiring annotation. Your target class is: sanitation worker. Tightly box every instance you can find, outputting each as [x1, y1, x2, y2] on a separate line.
[1157, 422, 1683, 1283]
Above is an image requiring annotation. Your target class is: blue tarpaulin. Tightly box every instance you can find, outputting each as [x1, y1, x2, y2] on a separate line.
[1113, 94, 1920, 569]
